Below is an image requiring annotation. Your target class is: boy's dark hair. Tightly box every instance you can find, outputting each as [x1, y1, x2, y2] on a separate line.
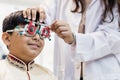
[2, 10, 39, 32]
[2, 11, 27, 32]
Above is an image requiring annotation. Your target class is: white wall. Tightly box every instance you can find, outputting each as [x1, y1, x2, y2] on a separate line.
[0, 1, 54, 72]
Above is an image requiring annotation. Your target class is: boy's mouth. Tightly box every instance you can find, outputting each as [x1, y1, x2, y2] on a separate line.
[28, 43, 40, 49]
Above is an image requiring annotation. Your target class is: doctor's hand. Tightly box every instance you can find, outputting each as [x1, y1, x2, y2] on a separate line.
[51, 20, 75, 44]
[23, 6, 46, 22]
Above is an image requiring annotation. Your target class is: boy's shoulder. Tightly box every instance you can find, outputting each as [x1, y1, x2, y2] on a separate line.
[34, 63, 53, 74]
[34, 63, 57, 80]
[0, 59, 8, 72]
[0, 59, 7, 66]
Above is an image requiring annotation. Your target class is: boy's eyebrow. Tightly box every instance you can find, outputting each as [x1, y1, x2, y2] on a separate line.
[24, 19, 48, 27]
[18, 25, 25, 28]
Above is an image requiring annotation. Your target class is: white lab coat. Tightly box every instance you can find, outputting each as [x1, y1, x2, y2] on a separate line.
[40, 0, 120, 80]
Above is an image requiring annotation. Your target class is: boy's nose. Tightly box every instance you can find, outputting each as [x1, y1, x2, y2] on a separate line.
[32, 34, 41, 41]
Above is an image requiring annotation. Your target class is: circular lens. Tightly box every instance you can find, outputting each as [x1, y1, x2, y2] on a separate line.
[41, 27, 50, 38]
[27, 24, 36, 36]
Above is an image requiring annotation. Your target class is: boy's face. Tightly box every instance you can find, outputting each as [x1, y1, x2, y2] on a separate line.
[2, 24, 45, 63]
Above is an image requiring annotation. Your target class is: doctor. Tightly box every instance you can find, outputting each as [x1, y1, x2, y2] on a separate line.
[23, 0, 120, 80]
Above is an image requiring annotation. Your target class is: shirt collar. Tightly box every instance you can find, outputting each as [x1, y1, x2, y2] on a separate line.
[7, 54, 35, 71]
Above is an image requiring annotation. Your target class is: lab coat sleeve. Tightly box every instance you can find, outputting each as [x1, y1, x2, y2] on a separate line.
[38, 0, 57, 25]
[74, 6, 120, 62]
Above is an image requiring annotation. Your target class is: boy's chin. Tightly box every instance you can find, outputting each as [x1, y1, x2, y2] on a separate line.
[28, 52, 40, 57]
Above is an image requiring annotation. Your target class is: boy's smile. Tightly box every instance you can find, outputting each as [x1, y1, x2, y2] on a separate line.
[28, 42, 40, 49]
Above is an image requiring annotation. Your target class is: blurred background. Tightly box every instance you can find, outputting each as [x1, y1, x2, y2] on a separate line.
[0, 0, 54, 72]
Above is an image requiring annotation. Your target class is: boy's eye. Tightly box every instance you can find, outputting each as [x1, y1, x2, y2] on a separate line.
[29, 26, 35, 32]
[27, 25, 37, 35]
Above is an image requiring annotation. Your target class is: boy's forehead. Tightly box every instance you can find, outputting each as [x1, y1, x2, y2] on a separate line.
[18, 24, 25, 28]
[18, 23, 39, 28]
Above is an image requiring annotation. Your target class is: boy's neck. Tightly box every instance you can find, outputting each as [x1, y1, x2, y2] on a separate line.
[7, 54, 35, 71]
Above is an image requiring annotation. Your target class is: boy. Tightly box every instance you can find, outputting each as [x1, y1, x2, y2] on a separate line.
[0, 10, 56, 80]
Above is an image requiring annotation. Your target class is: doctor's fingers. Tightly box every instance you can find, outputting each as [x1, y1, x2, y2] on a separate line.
[55, 26, 69, 35]
[37, 8, 46, 22]
[55, 26, 72, 37]
[57, 30, 73, 42]
[56, 30, 68, 39]
[51, 20, 69, 31]
[23, 8, 37, 20]
[23, 7, 46, 22]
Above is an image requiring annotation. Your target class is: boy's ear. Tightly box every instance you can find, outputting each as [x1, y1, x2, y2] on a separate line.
[2, 32, 11, 46]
